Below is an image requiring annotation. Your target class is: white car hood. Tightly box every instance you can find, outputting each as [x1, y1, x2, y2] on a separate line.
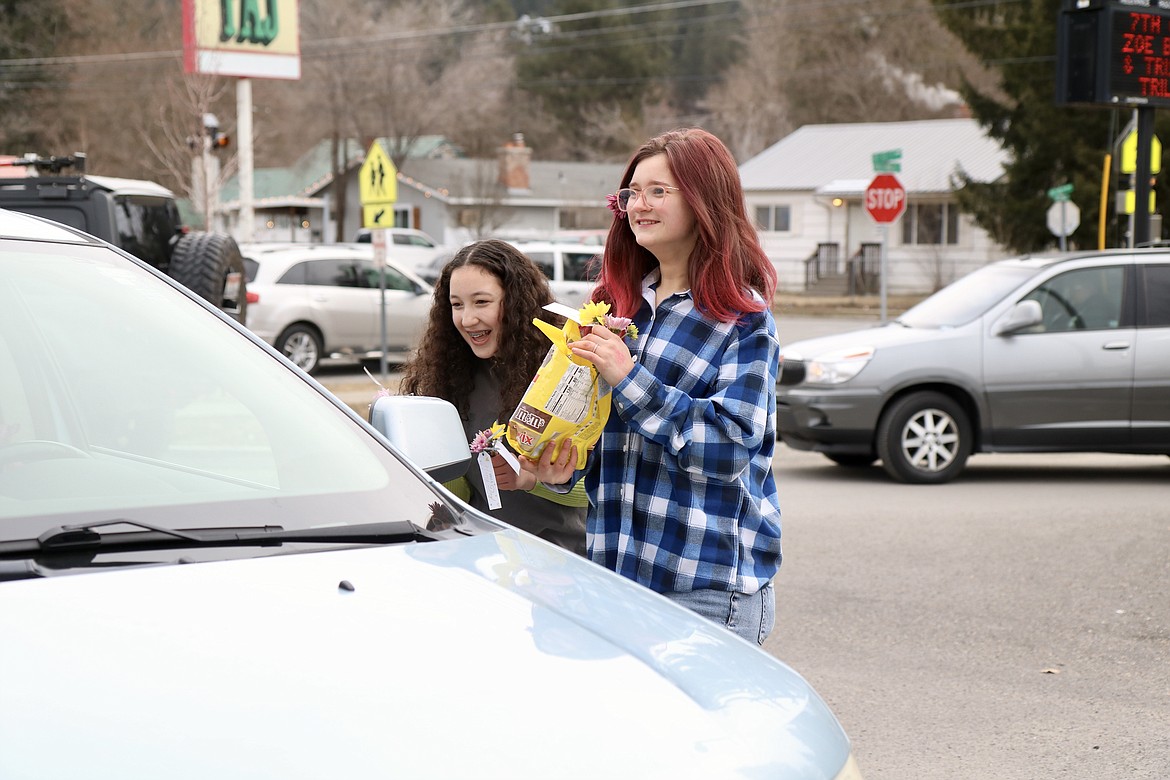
[0, 530, 850, 779]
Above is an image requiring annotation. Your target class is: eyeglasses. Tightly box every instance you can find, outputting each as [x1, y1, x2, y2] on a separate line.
[615, 184, 680, 212]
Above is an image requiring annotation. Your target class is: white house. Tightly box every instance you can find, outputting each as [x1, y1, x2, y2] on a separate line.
[739, 118, 1011, 295]
[215, 135, 622, 246]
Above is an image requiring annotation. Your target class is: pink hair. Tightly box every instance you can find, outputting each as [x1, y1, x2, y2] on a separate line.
[592, 128, 776, 323]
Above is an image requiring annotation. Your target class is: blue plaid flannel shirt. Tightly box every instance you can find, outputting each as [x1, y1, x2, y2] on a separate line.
[583, 272, 782, 595]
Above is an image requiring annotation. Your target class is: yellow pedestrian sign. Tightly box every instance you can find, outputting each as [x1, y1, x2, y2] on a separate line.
[1120, 129, 1161, 175]
[360, 141, 397, 228]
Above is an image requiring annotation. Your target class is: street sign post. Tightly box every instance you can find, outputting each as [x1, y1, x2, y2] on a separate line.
[1047, 201, 1081, 251]
[872, 149, 902, 173]
[1047, 183, 1074, 202]
[1047, 183, 1078, 252]
[865, 172, 906, 324]
[361, 141, 398, 379]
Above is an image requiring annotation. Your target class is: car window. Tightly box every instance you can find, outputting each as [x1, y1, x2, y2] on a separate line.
[1023, 266, 1124, 332]
[275, 261, 307, 285]
[304, 258, 362, 288]
[243, 257, 259, 283]
[112, 195, 176, 268]
[362, 260, 415, 292]
[563, 251, 599, 283]
[524, 251, 555, 280]
[392, 234, 434, 247]
[0, 241, 440, 535]
[1141, 264, 1170, 327]
[898, 262, 1040, 327]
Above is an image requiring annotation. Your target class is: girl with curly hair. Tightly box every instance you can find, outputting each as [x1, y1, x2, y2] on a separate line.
[524, 128, 782, 643]
[399, 239, 586, 555]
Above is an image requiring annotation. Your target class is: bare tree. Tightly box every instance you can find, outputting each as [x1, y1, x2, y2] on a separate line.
[703, 0, 993, 161]
[457, 159, 515, 239]
[141, 75, 238, 215]
[704, 0, 797, 161]
[293, 0, 371, 242]
[10, 0, 998, 201]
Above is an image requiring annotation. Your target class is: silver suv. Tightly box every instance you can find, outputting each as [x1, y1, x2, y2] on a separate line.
[776, 249, 1170, 483]
[504, 239, 600, 308]
[240, 243, 432, 374]
[415, 239, 601, 309]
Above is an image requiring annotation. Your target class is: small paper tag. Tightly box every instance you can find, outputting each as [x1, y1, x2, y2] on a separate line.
[494, 445, 521, 474]
[478, 451, 501, 510]
[543, 301, 581, 323]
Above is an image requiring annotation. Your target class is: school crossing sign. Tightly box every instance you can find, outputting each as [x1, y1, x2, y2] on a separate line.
[360, 141, 398, 228]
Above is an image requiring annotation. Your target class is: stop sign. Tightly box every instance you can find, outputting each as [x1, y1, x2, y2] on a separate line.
[865, 173, 907, 224]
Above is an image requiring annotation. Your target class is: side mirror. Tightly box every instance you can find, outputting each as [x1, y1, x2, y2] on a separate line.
[368, 395, 470, 482]
[994, 299, 1043, 336]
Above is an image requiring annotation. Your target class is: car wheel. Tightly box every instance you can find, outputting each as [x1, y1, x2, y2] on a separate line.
[169, 232, 249, 323]
[276, 324, 323, 374]
[825, 453, 877, 468]
[876, 391, 971, 484]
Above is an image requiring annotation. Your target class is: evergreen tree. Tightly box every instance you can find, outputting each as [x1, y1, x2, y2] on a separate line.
[931, 0, 1153, 252]
[513, 0, 671, 157]
[0, 0, 72, 152]
[666, 0, 745, 118]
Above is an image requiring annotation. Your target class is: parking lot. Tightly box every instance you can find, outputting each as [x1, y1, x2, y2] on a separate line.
[770, 445, 1169, 780]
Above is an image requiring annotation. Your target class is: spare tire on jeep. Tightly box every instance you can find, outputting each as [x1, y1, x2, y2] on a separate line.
[169, 231, 248, 323]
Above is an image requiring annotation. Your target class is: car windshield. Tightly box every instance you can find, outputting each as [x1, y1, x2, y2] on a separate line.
[896, 262, 1042, 328]
[0, 240, 443, 546]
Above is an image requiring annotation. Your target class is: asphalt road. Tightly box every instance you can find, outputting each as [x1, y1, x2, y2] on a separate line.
[768, 446, 1169, 780]
[319, 314, 1170, 779]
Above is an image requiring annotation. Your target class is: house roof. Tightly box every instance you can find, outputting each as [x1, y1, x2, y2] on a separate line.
[218, 135, 462, 206]
[218, 136, 622, 210]
[738, 118, 1008, 195]
[397, 158, 621, 207]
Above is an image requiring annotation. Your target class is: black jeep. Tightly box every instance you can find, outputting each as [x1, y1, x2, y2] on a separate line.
[0, 153, 247, 322]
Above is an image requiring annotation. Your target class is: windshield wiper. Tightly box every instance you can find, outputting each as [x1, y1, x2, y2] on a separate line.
[0, 519, 428, 560]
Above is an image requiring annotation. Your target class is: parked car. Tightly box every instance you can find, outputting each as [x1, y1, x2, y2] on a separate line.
[415, 239, 601, 309]
[776, 249, 1170, 483]
[354, 226, 439, 247]
[414, 246, 457, 285]
[353, 226, 448, 272]
[0, 152, 247, 322]
[0, 207, 863, 780]
[505, 239, 602, 308]
[240, 242, 432, 374]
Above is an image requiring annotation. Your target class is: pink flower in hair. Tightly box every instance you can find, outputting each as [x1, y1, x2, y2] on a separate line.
[605, 193, 625, 219]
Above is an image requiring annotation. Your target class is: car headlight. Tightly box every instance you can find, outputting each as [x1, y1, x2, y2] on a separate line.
[805, 346, 875, 385]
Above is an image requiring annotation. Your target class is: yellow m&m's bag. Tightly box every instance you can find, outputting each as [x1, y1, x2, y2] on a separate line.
[506, 302, 636, 470]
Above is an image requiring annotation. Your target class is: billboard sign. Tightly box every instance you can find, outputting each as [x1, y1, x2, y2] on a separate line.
[183, 0, 301, 80]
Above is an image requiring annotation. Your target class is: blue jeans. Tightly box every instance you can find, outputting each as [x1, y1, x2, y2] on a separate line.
[663, 581, 775, 645]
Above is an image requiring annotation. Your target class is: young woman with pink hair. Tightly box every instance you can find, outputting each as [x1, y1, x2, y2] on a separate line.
[525, 128, 783, 644]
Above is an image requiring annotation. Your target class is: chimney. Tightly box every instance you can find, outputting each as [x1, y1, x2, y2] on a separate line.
[498, 133, 532, 192]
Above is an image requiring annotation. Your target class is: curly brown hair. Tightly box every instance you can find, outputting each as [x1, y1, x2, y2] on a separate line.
[398, 239, 563, 423]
